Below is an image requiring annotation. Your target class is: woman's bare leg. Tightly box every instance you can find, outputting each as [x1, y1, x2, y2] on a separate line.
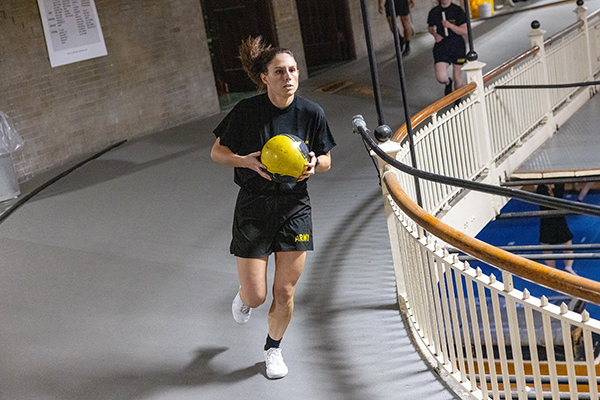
[267, 251, 306, 340]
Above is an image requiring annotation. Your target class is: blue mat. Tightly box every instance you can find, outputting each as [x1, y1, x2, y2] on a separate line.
[471, 191, 600, 316]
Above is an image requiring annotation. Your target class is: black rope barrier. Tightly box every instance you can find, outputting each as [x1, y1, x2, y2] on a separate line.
[359, 0, 385, 127]
[352, 114, 600, 217]
[502, 176, 600, 186]
[496, 80, 600, 89]
[361, 0, 424, 205]
[495, 209, 574, 218]
[451, 243, 600, 252]
[459, 253, 600, 261]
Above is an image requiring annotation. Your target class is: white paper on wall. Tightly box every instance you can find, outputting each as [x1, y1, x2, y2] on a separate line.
[37, 0, 108, 67]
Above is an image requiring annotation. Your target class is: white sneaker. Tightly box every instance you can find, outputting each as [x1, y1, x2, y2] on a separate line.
[264, 347, 288, 379]
[231, 291, 251, 324]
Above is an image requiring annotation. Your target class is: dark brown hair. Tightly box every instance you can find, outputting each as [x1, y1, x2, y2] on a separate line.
[239, 36, 295, 92]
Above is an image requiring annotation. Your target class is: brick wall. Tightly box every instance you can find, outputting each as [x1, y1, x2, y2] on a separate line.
[0, 0, 439, 183]
[271, 0, 308, 79]
[0, 0, 219, 181]
[349, 0, 392, 60]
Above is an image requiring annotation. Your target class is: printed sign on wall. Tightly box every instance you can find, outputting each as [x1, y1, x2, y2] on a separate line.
[37, 0, 108, 67]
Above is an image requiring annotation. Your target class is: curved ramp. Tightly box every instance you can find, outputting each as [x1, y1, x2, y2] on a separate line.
[2, 1, 599, 397]
[0, 100, 457, 400]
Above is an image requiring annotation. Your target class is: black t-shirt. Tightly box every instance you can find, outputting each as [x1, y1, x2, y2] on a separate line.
[428, 3, 467, 43]
[214, 93, 336, 194]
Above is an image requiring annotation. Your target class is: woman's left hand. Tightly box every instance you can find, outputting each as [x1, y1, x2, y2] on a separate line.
[298, 152, 317, 181]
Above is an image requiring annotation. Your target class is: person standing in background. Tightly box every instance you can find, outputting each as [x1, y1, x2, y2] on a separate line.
[536, 183, 576, 275]
[578, 181, 594, 202]
[379, 0, 414, 56]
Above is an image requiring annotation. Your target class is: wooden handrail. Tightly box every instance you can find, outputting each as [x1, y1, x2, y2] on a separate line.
[544, 20, 584, 47]
[383, 171, 600, 305]
[392, 82, 477, 142]
[482, 46, 540, 84]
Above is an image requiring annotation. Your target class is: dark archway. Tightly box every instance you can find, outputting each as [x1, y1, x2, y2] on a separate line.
[200, 0, 277, 96]
[295, 0, 355, 76]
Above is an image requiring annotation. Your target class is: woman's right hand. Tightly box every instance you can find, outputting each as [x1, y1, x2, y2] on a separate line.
[243, 151, 272, 181]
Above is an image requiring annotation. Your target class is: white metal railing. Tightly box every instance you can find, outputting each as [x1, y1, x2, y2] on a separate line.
[383, 173, 600, 400]
[546, 22, 590, 110]
[393, 4, 600, 217]
[484, 57, 547, 159]
[397, 99, 482, 213]
[589, 11, 600, 72]
[378, 3, 600, 400]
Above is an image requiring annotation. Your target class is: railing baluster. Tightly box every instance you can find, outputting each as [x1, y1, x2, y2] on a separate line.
[445, 259, 467, 382]
[446, 112, 459, 183]
[423, 237, 447, 362]
[413, 235, 430, 339]
[505, 294, 528, 399]
[477, 282, 501, 400]
[420, 242, 437, 350]
[465, 272, 488, 399]
[582, 321, 599, 399]
[541, 310, 560, 400]
[523, 301, 544, 400]
[490, 287, 512, 400]
[437, 256, 458, 373]
[454, 264, 478, 392]
[559, 311, 578, 399]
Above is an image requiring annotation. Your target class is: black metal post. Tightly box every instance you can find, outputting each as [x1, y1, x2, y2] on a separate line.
[359, 0, 386, 127]
[388, 0, 423, 207]
[462, 0, 478, 61]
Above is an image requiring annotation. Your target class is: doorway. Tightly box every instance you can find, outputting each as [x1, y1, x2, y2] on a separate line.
[295, 0, 355, 76]
[200, 0, 277, 108]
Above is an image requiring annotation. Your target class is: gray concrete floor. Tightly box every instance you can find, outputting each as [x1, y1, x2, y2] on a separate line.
[514, 92, 600, 175]
[1, 2, 599, 399]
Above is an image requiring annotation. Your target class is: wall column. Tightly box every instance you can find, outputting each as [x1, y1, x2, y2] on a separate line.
[271, 0, 308, 79]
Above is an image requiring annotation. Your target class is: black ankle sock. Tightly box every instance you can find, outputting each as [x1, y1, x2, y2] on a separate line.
[264, 335, 281, 351]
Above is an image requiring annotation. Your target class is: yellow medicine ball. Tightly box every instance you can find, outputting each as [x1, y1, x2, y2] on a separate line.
[261, 134, 310, 183]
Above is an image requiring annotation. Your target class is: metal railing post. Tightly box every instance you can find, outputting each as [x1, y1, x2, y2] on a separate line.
[574, 0, 596, 93]
[529, 21, 554, 124]
[461, 60, 500, 215]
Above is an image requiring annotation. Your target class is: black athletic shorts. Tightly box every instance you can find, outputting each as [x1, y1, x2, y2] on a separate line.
[539, 216, 573, 245]
[230, 189, 313, 258]
[385, 0, 410, 17]
[433, 37, 466, 65]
